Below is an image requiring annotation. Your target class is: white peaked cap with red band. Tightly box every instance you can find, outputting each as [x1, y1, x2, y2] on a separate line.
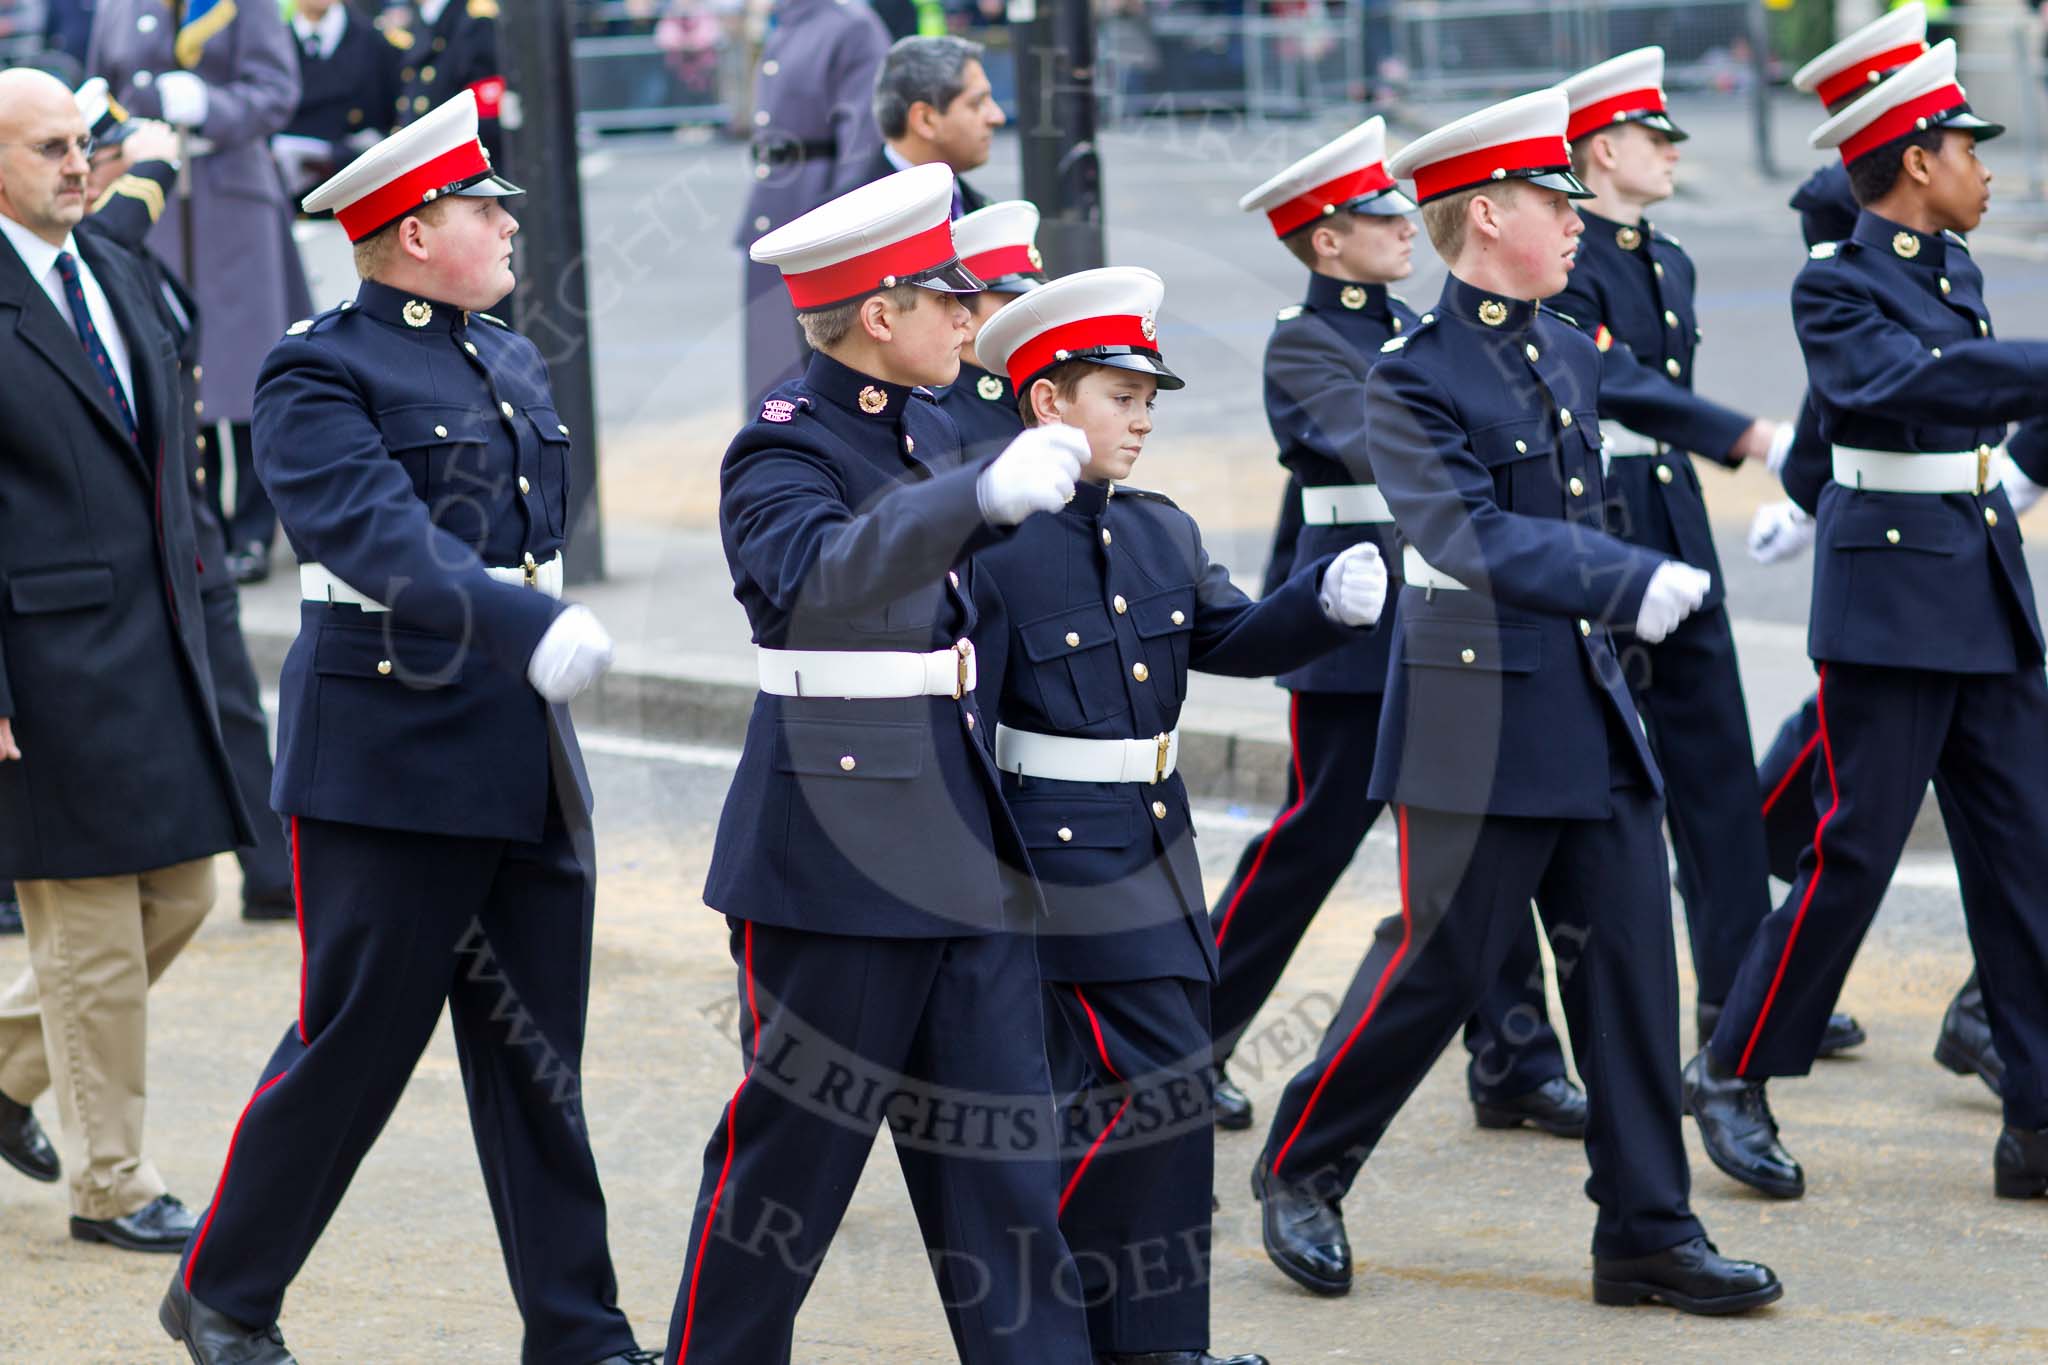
[1386, 88, 1590, 205]
[752, 163, 983, 311]
[302, 89, 521, 242]
[1793, 2, 1927, 111]
[1237, 115, 1416, 238]
[1558, 47, 1687, 143]
[950, 200, 1046, 294]
[1810, 39, 2001, 164]
[975, 266, 1185, 395]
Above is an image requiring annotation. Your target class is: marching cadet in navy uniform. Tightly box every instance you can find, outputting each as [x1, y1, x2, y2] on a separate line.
[970, 267, 1386, 1365]
[390, 0, 502, 163]
[1752, 4, 2012, 1094]
[272, 0, 403, 199]
[1209, 117, 1584, 1144]
[669, 163, 1096, 1365]
[1251, 90, 1782, 1316]
[934, 198, 1044, 463]
[1549, 50, 1866, 1060]
[1687, 41, 2048, 1208]
[161, 94, 655, 1365]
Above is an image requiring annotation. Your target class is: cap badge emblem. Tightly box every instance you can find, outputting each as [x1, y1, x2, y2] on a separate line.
[761, 398, 797, 423]
[1616, 226, 1642, 251]
[1477, 299, 1509, 327]
[976, 374, 1004, 401]
[1140, 316, 1157, 342]
[858, 385, 889, 415]
[1026, 245, 1044, 271]
[1340, 285, 1367, 310]
[1893, 232, 1921, 260]
[402, 300, 433, 328]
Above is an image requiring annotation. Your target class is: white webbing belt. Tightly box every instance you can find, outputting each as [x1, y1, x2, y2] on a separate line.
[1300, 484, 1394, 525]
[1601, 425, 1664, 458]
[994, 724, 1180, 784]
[300, 555, 563, 613]
[756, 641, 976, 699]
[1401, 545, 1468, 592]
[1832, 445, 2004, 495]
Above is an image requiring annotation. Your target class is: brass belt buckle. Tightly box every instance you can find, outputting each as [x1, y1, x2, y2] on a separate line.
[1977, 446, 1992, 497]
[523, 551, 538, 589]
[1154, 731, 1171, 784]
[953, 639, 973, 700]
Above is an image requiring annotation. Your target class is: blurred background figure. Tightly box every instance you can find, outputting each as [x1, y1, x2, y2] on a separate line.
[271, 0, 399, 202]
[382, 0, 502, 164]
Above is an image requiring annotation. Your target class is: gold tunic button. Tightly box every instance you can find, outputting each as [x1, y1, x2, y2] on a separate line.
[194, 466, 206, 484]
[1568, 477, 1585, 496]
[1986, 507, 2000, 527]
[1940, 277, 1952, 295]
[1656, 464, 1674, 484]
[1931, 347, 1942, 358]
[1152, 801, 1167, 820]
[421, 64, 437, 82]
[1886, 528, 1901, 544]
[1065, 631, 1081, 648]
[1664, 310, 1678, 327]
[1057, 826, 1073, 842]
[1980, 319, 1991, 337]
[1113, 595, 1127, 614]
[1524, 344, 1539, 363]
[434, 424, 449, 437]
[1460, 647, 1477, 664]
[414, 96, 430, 114]
[518, 476, 531, 494]
[905, 435, 915, 454]
[1654, 261, 1665, 278]
[464, 342, 478, 356]
[949, 571, 960, 588]
[1514, 440, 1527, 454]
[965, 712, 976, 730]
[377, 660, 393, 676]
[1558, 408, 1573, 427]
[1170, 610, 1186, 626]
[500, 401, 515, 418]
[839, 755, 856, 771]
[1132, 662, 1149, 682]
[193, 365, 202, 381]
[1579, 618, 1592, 637]
[1665, 357, 1681, 378]
[559, 424, 570, 436]
[1101, 529, 1112, 547]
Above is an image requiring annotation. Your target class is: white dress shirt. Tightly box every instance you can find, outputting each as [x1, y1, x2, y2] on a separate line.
[0, 212, 138, 420]
[291, 4, 350, 60]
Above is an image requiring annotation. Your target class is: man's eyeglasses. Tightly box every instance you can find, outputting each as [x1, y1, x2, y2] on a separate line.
[0, 135, 97, 163]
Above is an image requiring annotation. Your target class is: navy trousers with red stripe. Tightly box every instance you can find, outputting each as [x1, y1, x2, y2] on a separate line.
[1209, 690, 1567, 1106]
[177, 790, 639, 1365]
[666, 921, 1091, 1365]
[1710, 663, 2048, 1128]
[1046, 976, 1213, 1355]
[1258, 794, 1703, 1259]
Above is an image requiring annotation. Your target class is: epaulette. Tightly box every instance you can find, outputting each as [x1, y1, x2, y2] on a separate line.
[1943, 229, 1971, 253]
[1115, 485, 1180, 510]
[1275, 304, 1305, 322]
[1539, 304, 1578, 326]
[283, 303, 350, 338]
[383, 25, 413, 48]
[473, 310, 509, 328]
[1808, 241, 1839, 260]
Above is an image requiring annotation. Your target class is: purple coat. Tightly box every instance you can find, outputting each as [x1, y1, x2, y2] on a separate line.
[90, 0, 302, 424]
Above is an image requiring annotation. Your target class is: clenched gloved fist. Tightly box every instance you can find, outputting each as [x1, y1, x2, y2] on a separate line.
[1634, 561, 1711, 644]
[526, 604, 615, 703]
[1747, 500, 1815, 565]
[1318, 542, 1387, 627]
[976, 425, 1087, 526]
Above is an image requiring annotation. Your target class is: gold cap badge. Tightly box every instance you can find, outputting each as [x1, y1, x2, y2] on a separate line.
[1893, 231, 1921, 259]
[1478, 299, 1508, 327]
[976, 374, 1004, 401]
[1340, 284, 1367, 310]
[1140, 316, 1157, 342]
[1026, 245, 1044, 271]
[402, 300, 433, 328]
[1616, 226, 1642, 251]
[858, 385, 888, 415]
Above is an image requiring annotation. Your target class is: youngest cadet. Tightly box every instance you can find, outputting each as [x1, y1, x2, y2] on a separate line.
[970, 266, 1386, 1365]
[937, 198, 1046, 460]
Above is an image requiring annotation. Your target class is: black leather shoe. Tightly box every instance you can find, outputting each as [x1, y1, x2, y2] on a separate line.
[0, 897, 20, 936]
[0, 1089, 59, 1183]
[1473, 1075, 1587, 1139]
[1593, 1236, 1783, 1316]
[1994, 1125, 2048, 1199]
[229, 541, 272, 586]
[1213, 1071, 1253, 1131]
[240, 897, 296, 924]
[1682, 1051, 1803, 1199]
[1099, 1353, 1269, 1364]
[587, 1352, 661, 1365]
[1934, 978, 2004, 1098]
[71, 1193, 197, 1252]
[159, 1274, 296, 1363]
[1251, 1156, 1351, 1296]
[1697, 1000, 1863, 1058]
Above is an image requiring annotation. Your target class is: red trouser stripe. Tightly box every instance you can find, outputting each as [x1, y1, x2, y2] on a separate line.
[1216, 693, 1307, 948]
[1740, 666, 1840, 1075]
[1271, 805, 1414, 1179]
[1057, 986, 1127, 1217]
[183, 1071, 287, 1291]
[1759, 730, 1822, 818]
[292, 817, 309, 1045]
[676, 921, 761, 1364]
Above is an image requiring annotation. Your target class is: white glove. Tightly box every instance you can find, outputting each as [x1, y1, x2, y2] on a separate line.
[154, 70, 210, 128]
[1747, 500, 1815, 565]
[1318, 542, 1386, 627]
[526, 604, 614, 703]
[1765, 421, 1795, 478]
[1633, 562, 1711, 644]
[976, 425, 1087, 526]
[1999, 456, 2046, 515]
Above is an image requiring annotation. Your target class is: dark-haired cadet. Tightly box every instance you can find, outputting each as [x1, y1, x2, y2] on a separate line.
[1687, 40, 2048, 1207]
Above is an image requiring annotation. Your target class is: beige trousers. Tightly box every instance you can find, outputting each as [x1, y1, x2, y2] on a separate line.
[0, 858, 216, 1218]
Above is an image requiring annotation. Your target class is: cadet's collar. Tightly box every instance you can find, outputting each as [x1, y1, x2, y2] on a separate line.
[1065, 477, 1112, 518]
[1852, 211, 1946, 267]
[1577, 206, 1651, 253]
[354, 279, 468, 333]
[804, 350, 919, 419]
[959, 360, 1012, 404]
[1438, 273, 1538, 335]
[1306, 273, 1390, 317]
